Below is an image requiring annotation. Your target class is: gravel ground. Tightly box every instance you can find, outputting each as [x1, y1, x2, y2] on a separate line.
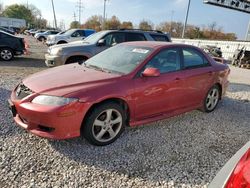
[0, 36, 250, 188]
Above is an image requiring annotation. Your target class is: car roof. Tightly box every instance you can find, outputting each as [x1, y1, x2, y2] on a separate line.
[122, 41, 195, 49]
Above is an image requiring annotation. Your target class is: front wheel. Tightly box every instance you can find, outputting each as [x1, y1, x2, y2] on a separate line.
[203, 85, 220, 113]
[82, 102, 125, 146]
[0, 48, 14, 61]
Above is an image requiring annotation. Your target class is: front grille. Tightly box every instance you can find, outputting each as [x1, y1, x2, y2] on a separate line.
[16, 83, 33, 100]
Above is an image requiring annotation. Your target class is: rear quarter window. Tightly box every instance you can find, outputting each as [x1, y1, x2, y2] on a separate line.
[150, 34, 170, 42]
[126, 33, 146, 42]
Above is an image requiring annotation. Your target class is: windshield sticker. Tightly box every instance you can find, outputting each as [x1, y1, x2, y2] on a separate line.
[132, 49, 149, 54]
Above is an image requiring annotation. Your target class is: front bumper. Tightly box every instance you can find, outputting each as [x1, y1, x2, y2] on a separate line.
[9, 91, 90, 140]
[45, 53, 65, 67]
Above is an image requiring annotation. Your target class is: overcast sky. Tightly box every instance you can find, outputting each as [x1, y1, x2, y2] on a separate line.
[1, 0, 249, 39]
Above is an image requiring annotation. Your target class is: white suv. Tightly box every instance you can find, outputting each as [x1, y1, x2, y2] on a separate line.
[46, 29, 95, 46]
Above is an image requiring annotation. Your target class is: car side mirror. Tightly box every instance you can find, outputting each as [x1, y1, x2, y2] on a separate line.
[141, 68, 160, 77]
[97, 39, 106, 46]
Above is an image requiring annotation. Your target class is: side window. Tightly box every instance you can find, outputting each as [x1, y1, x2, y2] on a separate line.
[183, 48, 209, 69]
[51, 31, 58, 34]
[79, 30, 85, 37]
[126, 33, 146, 42]
[103, 33, 126, 46]
[145, 48, 181, 74]
[71, 31, 81, 37]
[150, 34, 170, 42]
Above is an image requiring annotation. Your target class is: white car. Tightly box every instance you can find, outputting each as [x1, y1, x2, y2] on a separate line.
[46, 29, 95, 46]
[34, 30, 60, 41]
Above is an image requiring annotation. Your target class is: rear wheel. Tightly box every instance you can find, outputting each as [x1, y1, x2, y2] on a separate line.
[203, 85, 220, 113]
[82, 102, 125, 146]
[0, 48, 14, 61]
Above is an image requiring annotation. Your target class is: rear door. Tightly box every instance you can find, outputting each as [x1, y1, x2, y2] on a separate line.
[180, 47, 214, 107]
[93, 32, 126, 55]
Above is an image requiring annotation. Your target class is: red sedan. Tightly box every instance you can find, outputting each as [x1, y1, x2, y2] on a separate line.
[9, 42, 230, 146]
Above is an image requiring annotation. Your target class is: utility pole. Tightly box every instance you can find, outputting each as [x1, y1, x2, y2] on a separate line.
[182, 0, 191, 38]
[76, 0, 84, 25]
[102, 0, 108, 30]
[51, 0, 57, 29]
[73, 12, 77, 22]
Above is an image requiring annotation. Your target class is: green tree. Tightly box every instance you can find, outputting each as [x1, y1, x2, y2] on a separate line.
[2, 4, 33, 26]
[70, 21, 80, 29]
[139, 20, 154, 30]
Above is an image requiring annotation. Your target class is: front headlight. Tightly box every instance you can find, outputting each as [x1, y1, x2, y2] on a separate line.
[49, 48, 63, 55]
[32, 95, 77, 106]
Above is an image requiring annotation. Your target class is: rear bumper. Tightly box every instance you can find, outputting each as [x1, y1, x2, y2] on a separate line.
[9, 92, 91, 140]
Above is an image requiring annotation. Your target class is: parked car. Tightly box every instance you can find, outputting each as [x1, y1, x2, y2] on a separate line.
[46, 29, 96, 46]
[201, 45, 222, 58]
[0, 26, 15, 35]
[31, 29, 46, 36]
[34, 30, 60, 41]
[9, 42, 230, 145]
[45, 29, 172, 67]
[209, 141, 250, 188]
[0, 31, 26, 61]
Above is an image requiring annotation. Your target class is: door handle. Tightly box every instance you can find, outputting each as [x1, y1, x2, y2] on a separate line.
[175, 77, 181, 81]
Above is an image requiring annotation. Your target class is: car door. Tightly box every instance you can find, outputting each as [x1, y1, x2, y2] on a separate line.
[93, 32, 126, 55]
[180, 47, 214, 107]
[133, 47, 186, 120]
[71, 30, 83, 41]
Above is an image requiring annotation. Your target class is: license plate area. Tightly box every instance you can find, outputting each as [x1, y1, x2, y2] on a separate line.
[8, 99, 17, 117]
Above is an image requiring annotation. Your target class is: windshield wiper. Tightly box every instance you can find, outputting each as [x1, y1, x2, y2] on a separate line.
[86, 64, 104, 72]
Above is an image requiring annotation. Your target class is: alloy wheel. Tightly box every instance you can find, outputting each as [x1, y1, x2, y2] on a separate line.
[92, 109, 123, 143]
[0, 49, 13, 60]
[206, 88, 219, 111]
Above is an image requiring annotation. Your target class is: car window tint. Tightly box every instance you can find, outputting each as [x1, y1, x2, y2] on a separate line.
[183, 48, 209, 69]
[150, 34, 169, 42]
[145, 48, 181, 74]
[126, 33, 146, 42]
[103, 33, 126, 46]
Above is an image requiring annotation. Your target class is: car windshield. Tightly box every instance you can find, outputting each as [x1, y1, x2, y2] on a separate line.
[85, 44, 153, 75]
[83, 31, 108, 44]
[63, 29, 75, 36]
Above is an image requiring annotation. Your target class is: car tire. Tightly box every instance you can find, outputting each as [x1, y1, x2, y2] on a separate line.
[65, 56, 87, 64]
[38, 36, 46, 42]
[203, 85, 220, 113]
[57, 41, 67, 44]
[0, 48, 14, 61]
[82, 102, 125, 146]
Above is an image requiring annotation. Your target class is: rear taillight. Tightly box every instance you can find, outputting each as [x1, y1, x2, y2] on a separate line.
[225, 149, 250, 188]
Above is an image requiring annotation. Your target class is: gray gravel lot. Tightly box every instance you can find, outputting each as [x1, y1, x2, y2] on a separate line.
[0, 36, 250, 188]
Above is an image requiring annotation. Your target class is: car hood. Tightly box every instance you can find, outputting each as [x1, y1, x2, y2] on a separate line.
[49, 42, 92, 51]
[23, 64, 121, 97]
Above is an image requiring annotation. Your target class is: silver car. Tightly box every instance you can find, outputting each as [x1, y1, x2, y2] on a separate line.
[45, 29, 171, 67]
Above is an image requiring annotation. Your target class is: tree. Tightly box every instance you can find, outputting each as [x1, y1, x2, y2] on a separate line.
[70, 21, 80, 29]
[2, 4, 33, 26]
[83, 15, 102, 31]
[139, 20, 154, 30]
[105, 16, 121, 30]
[121, 21, 133, 29]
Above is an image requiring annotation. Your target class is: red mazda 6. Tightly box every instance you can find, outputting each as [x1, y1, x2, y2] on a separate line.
[9, 42, 230, 146]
